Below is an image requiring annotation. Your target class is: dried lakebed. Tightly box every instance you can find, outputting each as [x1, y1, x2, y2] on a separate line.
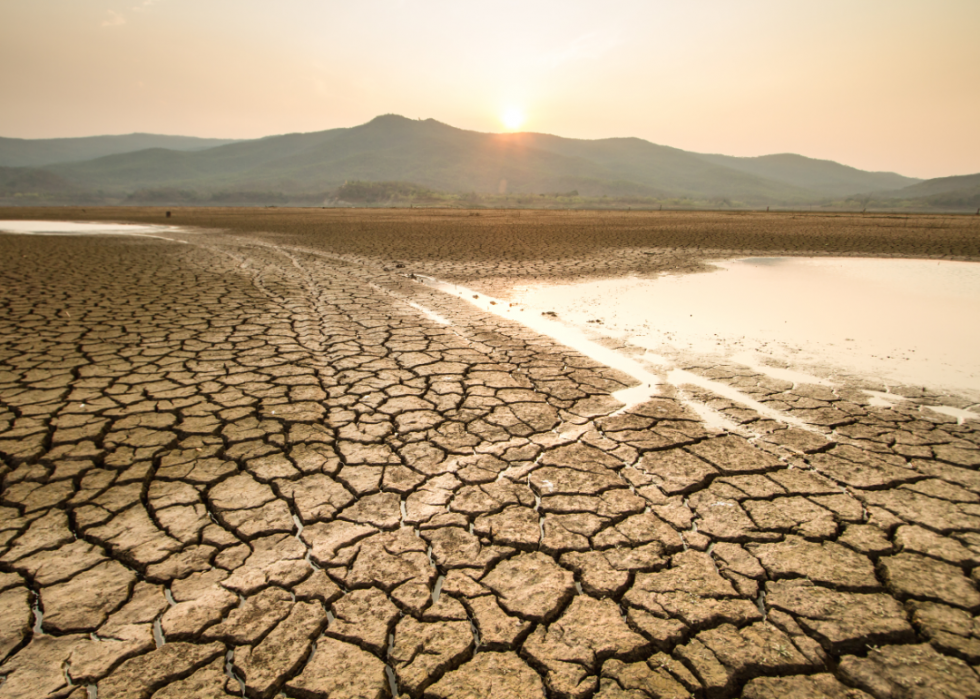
[1, 221, 979, 699]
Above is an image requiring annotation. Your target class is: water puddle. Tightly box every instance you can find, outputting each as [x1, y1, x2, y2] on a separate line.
[510, 257, 980, 398]
[925, 405, 980, 425]
[863, 390, 907, 408]
[0, 220, 187, 241]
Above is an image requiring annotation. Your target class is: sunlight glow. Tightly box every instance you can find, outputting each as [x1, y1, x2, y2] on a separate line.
[501, 107, 525, 131]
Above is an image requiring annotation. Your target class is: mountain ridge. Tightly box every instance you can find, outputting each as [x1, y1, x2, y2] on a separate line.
[0, 133, 241, 168]
[3, 114, 975, 208]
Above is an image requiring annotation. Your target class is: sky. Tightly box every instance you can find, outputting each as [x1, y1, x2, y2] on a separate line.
[1, 0, 978, 179]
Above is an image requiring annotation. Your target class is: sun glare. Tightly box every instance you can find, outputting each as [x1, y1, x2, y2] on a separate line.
[501, 108, 525, 131]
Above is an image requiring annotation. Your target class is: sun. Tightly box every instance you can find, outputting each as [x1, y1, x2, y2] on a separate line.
[501, 107, 525, 131]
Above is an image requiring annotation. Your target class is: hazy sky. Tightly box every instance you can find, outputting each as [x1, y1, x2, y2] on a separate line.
[2, 0, 978, 178]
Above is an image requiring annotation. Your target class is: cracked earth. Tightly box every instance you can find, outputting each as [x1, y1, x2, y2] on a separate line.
[2, 216, 980, 699]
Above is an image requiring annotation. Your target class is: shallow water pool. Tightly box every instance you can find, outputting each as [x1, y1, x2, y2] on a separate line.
[0, 220, 184, 238]
[511, 257, 980, 397]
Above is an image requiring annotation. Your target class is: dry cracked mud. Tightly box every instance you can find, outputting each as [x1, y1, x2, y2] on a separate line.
[1, 211, 980, 699]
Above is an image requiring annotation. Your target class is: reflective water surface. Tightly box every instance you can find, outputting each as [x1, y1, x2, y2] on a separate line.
[511, 257, 980, 397]
[0, 220, 186, 238]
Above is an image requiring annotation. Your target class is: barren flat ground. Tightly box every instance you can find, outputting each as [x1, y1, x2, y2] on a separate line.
[1, 207, 980, 699]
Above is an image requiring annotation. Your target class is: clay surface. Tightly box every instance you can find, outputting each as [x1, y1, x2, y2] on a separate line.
[1, 209, 979, 698]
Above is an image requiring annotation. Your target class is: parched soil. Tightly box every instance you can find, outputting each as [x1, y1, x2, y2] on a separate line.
[4, 206, 980, 293]
[0, 210, 979, 698]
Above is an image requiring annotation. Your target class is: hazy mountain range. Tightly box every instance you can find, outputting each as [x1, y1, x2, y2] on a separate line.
[1, 115, 977, 209]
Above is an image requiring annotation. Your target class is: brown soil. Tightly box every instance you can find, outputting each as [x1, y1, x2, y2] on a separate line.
[1, 209, 979, 698]
[3, 207, 979, 291]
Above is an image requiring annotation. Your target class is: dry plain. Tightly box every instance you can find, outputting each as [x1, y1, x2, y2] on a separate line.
[1, 207, 980, 699]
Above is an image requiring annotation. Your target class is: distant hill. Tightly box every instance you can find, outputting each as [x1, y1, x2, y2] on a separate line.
[696, 152, 919, 196]
[0, 133, 240, 168]
[0, 166, 79, 194]
[872, 173, 980, 210]
[41, 116, 831, 203]
[2, 115, 963, 208]
[883, 172, 980, 198]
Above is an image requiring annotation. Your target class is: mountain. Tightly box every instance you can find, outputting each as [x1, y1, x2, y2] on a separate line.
[0, 115, 947, 206]
[872, 173, 980, 209]
[696, 152, 919, 196]
[0, 133, 240, 168]
[40, 116, 822, 202]
[883, 172, 980, 198]
[0, 166, 80, 195]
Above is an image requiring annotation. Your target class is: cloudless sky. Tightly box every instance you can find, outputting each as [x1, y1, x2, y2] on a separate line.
[1, 0, 978, 178]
